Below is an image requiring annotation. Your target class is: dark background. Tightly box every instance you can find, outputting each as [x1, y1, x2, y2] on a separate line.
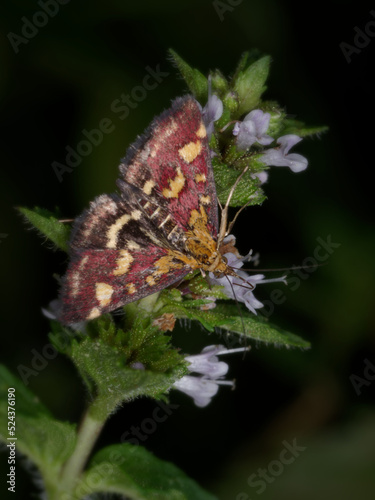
[1, 1, 375, 499]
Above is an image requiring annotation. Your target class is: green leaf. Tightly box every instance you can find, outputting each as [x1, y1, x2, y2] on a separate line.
[213, 304, 311, 348]
[185, 274, 229, 300]
[18, 206, 71, 252]
[70, 336, 186, 420]
[79, 443, 217, 500]
[0, 364, 51, 418]
[169, 49, 208, 102]
[161, 296, 310, 348]
[231, 50, 264, 83]
[222, 91, 239, 115]
[210, 69, 228, 94]
[0, 365, 76, 485]
[212, 158, 266, 207]
[233, 55, 271, 117]
[231, 51, 250, 81]
[214, 104, 232, 130]
[280, 118, 329, 137]
[164, 301, 229, 333]
[259, 101, 286, 138]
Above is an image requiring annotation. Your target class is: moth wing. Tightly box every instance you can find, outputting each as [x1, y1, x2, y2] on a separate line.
[59, 246, 190, 324]
[118, 95, 219, 237]
[68, 193, 171, 253]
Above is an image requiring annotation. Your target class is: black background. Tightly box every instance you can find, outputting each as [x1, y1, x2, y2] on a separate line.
[1, 1, 375, 499]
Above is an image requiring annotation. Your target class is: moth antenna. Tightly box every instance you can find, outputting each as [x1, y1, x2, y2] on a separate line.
[230, 280, 255, 291]
[58, 219, 74, 223]
[217, 166, 249, 248]
[227, 266, 255, 291]
[239, 263, 328, 273]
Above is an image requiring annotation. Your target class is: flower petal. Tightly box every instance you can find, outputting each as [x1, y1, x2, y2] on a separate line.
[185, 345, 229, 378]
[173, 376, 219, 408]
[234, 109, 273, 150]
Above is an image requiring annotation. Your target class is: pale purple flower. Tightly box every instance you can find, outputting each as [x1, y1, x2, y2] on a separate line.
[173, 376, 222, 407]
[197, 76, 223, 139]
[173, 344, 248, 407]
[185, 344, 243, 378]
[251, 170, 268, 185]
[209, 247, 287, 315]
[260, 134, 308, 172]
[233, 109, 273, 150]
[202, 95, 223, 138]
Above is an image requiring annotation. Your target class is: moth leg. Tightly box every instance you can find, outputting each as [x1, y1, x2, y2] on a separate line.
[217, 166, 249, 248]
[226, 198, 252, 236]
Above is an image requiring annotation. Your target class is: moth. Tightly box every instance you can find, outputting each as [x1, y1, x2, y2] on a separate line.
[59, 96, 241, 325]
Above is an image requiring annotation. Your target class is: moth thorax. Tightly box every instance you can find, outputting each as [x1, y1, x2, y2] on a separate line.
[186, 234, 216, 264]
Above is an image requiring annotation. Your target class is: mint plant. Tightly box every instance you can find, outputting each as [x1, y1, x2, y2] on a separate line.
[0, 50, 326, 499]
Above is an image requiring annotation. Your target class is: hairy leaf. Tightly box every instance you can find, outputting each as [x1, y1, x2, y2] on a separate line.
[79, 443, 217, 500]
[19, 206, 70, 252]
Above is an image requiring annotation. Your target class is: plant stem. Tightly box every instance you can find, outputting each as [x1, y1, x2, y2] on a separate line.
[53, 407, 105, 499]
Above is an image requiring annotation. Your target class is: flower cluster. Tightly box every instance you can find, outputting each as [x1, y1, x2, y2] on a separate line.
[199, 84, 307, 311]
[208, 236, 287, 314]
[202, 93, 308, 179]
[173, 344, 248, 407]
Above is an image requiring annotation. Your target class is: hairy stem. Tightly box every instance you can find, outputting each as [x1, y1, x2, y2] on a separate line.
[52, 407, 105, 499]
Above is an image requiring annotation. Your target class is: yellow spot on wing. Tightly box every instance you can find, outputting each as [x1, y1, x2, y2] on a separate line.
[200, 195, 211, 205]
[146, 275, 156, 286]
[127, 240, 141, 251]
[131, 209, 142, 220]
[195, 173, 206, 183]
[96, 283, 114, 307]
[127, 283, 136, 294]
[178, 140, 202, 163]
[196, 122, 207, 138]
[162, 166, 186, 198]
[113, 249, 134, 276]
[106, 210, 142, 248]
[106, 214, 131, 248]
[143, 179, 155, 195]
[189, 205, 208, 227]
[87, 307, 101, 320]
